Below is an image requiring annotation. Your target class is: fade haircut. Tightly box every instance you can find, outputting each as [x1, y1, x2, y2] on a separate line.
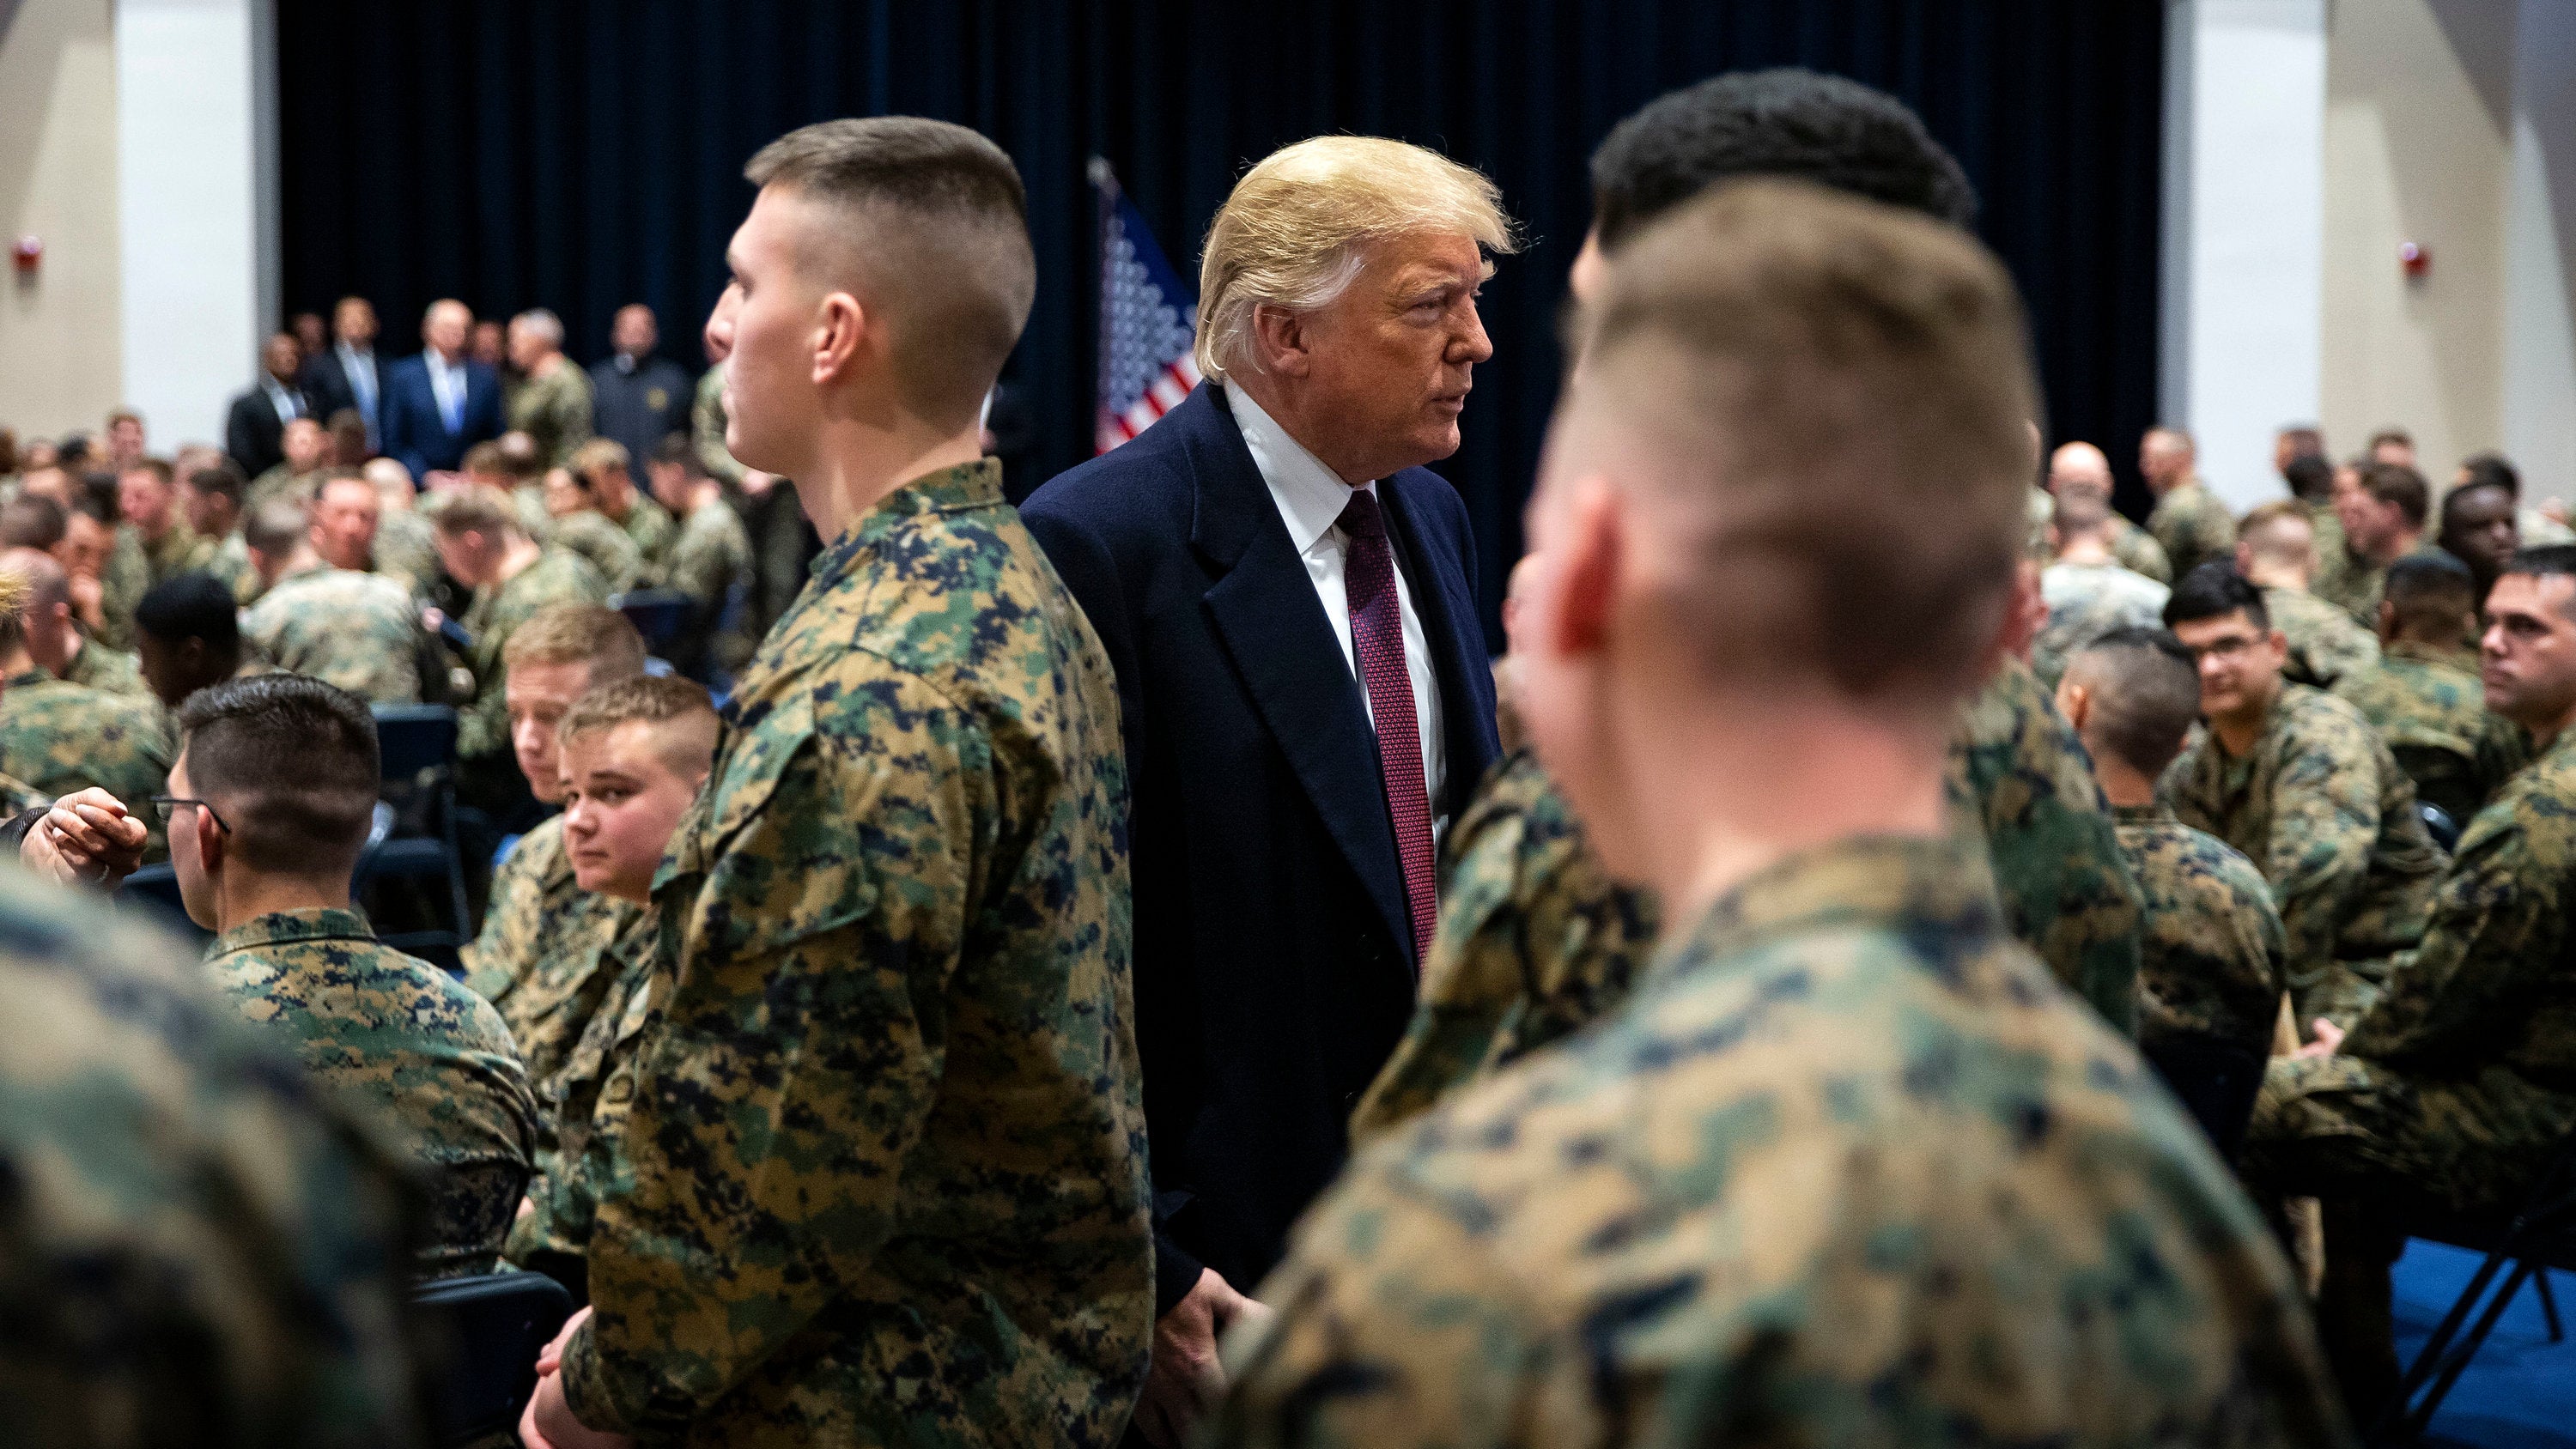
[2383, 551, 2477, 637]
[0, 494, 67, 551]
[2279, 425, 2324, 460]
[2282, 452, 2334, 505]
[423, 484, 523, 539]
[501, 603, 647, 682]
[1575, 178, 2033, 705]
[2236, 500, 2316, 567]
[2164, 562, 2270, 633]
[2065, 626, 2203, 777]
[2503, 544, 2576, 617]
[557, 674, 720, 776]
[1590, 68, 1975, 253]
[2460, 452, 2521, 499]
[1195, 135, 1518, 383]
[245, 499, 309, 558]
[136, 573, 241, 654]
[2443, 478, 2515, 532]
[178, 675, 380, 874]
[2361, 462, 2431, 530]
[185, 458, 247, 507]
[744, 117, 1036, 432]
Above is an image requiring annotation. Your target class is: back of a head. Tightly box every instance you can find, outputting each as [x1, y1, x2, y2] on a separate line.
[2, 548, 70, 621]
[570, 437, 630, 484]
[1577, 178, 2033, 706]
[2279, 425, 2325, 461]
[2051, 477, 2112, 536]
[423, 484, 520, 539]
[501, 603, 648, 683]
[178, 675, 380, 875]
[2163, 561, 2269, 632]
[245, 499, 309, 559]
[558, 673, 720, 775]
[2385, 551, 2477, 640]
[2362, 461, 2431, 530]
[2236, 500, 2315, 567]
[185, 459, 247, 510]
[743, 117, 1035, 432]
[2282, 452, 2334, 505]
[2065, 626, 2203, 779]
[1590, 68, 1976, 253]
[0, 494, 68, 551]
[2459, 452, 2520, 500]
[137, 573, 242, 655]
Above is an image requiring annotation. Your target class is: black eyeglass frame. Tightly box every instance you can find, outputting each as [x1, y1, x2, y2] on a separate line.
[149, 796, 231, 834]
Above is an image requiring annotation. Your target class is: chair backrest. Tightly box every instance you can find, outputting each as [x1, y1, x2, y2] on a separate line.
[373, 704, 461, 783]
[2140, 1030, 2268, 1165]
[113, 863, 210, 948]
[613, 587, 692, 650]
[412, 1270, 574, 1446]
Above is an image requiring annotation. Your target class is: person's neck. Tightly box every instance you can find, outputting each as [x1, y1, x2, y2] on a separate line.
[52, 631, 84, 674]
[2366, 526, 2421, 567]
[2241, 558, 2309, 591]
[1229, 373, 1385, 486]
[530, 352, 562, 379]
[494, 533, 544, 585]
[215, 872, 351, 936]
[791, 413, 986, 543]
[285, 543, 329, 576]
[432, 347, 462, 368]
[2209, 683, 2281, 756]
[2091, 750, 2161, 808]
[0, 646, 35, 678]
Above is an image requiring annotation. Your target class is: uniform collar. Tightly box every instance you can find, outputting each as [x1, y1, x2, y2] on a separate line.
[207, 906, 376, 960]
[2388, 638, 2476, 672]
[2110, 801, 2172, 828]
[1649, 832, 2002, 990]
[807, 457, 1005, 591]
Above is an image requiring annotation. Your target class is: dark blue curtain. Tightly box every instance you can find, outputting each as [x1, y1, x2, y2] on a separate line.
[278, 0, 2164, 640]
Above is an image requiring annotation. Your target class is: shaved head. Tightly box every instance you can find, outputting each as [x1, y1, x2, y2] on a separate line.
[2050, 442, 2112, 492]
[2064, 627, 2202, 778]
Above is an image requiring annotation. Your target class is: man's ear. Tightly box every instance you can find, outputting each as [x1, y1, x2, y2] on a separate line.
[2234, 541, 2256, 576]
[811, 293, 867, 386]
[1249, 304, 1313, 379]
[195, 803, 228, 877]
[1543, 475, 1620, 658]
[2059, 682, 2092, 731]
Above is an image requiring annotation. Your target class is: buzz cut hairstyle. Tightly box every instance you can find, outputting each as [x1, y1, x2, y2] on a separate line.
[2282, 452, 2334, 504]
[556, 674, 720, 777]
[569, 437, 630, 482]
[2235, 500, 2315, 563]
[2504, 544, 2576, 618]
[422, 484, 522, 539]
[2443, 475, 2514, 527]
[244, 498, 310, 558]
[120, 457, 174, 488]
[2461, 452, 2521, 499]
[744, 116, 1036, 433]
[184, 458, 247, 506]
[1574, 177, 2036, 707]
[501, 603, 649, 682]
[177, 675, 381, 875]
[2361, 462, 2432, 530]
[136, 573, 241, 653]
[0, 494, 67, 551]
[2163, 561, 2271, 634]
[2370, 427, 2415, 452]
[2385, 550, 2477, 635]
[2065, 626, 2203, 778]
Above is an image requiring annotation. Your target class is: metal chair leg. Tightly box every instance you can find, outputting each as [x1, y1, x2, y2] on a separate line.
[2539, 1266, 2565, 1344]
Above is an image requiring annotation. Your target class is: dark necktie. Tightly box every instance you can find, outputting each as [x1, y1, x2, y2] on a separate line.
[1338, 488, 1437, 966]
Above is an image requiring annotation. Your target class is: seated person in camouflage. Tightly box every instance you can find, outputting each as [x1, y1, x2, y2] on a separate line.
[241, 475, 439, 704]
[169, 674, 538, 1280]
[116, 456, 202, 587]
[2238, 500, 2380, 690]
[462, 438, 558, 548]
[1217, 177, 2341, 1449]
[364, 456, 445, 595]
[2041, 438, 2172, 583]
[0, 547, 147, 697]
[643, 433, 758, 675]
[2336, 552, 2528, 828]
[2318, 460, 2434, 626]
[134, 572, 262, 713]
[460, 604, 648, 1167]
[504, 308, 596, 469]
[178, 458, 258, 602]
[0, 853, 428, 1442]
[2142, 426, 2238, 582]
[538, 464, 647, 593]
[2032, 455, 2168, 688]
[2057, 627, 2287, 1070]
[2245, 544, 2576, 1420]
[2459, 448, 2573, 550]
[245, 415, 332, 518]
[61, 485, 149, 652]
[2438, 472, 2520, 612]
[2161, 565, 2443, 1032]
[0, 567, 173, 833]
[507, 675, 717, 1299]
[571, 437, 678, 585]
[422, 483, 609, 812]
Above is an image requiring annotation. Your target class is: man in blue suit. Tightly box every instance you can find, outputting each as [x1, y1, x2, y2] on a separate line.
[380, 298, 504, 483]
[1021, 135, 1512, 1448]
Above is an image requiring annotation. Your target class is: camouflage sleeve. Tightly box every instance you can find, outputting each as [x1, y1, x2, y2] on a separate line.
[459, 831, 547, 997]
[2263, 726, 2386, 1021]
[560, 682, 979, 1434]
[2344, 805, 2556, 1065]
[692, 369, 745, 488]
[2476, 715, 2534, 813]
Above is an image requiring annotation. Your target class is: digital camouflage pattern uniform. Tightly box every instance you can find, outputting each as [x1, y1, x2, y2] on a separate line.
[2107, 513, 2173, 583]
[545, 508, 643, 595]
[137, 519, 204, 587]
[558, 458, 1153, 1445]
[2267, 585, 2381, 691]
[374, 507, 442, 596]
[0, 668, 173, 839]
[506, 360, 595, 468]
[190, 529, 262, 603]
[1349, 749, 1660, 1147]
[2313, 550, 2382, 629]
[456, 547, 608, 769]
[1215, 834, 2346, 1449]
[94, 524, 151, 652]
[205, 906, 538, 1280]
[2114, 802, 2288, 1064]
[0, 767, 44, 815]
[604, 494, 677, 585]
[2333, 639, 2530, 828]
[243, 561, 432, 704]
[1947, 655, 2146, 1035]
[2149, 476, 2239, 583]
[2162, 682, 2444, 1029]
[668, 494, 757, 670]
[0, 864, 427, 1446]
[507, 900, 660, 1281]
[245, 464, 325, 518]
[2032, 560, 2168, 689]
[60, 639, 149, 698]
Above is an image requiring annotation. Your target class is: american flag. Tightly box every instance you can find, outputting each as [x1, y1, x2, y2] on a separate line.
[1094, 158, 1201, 454]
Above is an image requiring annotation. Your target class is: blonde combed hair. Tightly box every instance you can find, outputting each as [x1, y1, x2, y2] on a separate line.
[1195, 136, 1518, 382]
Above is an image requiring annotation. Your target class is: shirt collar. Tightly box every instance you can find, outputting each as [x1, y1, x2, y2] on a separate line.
[805, 458, 1007, 593]
[2110, 801, 2172, 828]
[1225, 379, 1371, 556]
[207, 906, 377, 960]
[615, 354, 638, 374]
[1646, 832, 2002, 991]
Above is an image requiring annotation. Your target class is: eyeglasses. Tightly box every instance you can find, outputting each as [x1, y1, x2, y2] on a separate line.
[148, 796, 230, 833]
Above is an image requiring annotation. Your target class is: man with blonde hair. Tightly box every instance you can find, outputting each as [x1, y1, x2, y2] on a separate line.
[1024, 133, 1512, 1443]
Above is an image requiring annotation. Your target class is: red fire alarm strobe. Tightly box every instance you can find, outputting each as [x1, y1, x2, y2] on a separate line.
[2401, 240, 2430, 280]
[9, 236, 38, 276]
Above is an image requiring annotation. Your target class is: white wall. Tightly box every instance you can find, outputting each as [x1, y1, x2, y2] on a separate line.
[2503, 1, 2576, 505]
[113, 0, 270, 451]
[0, 0, 123, 441]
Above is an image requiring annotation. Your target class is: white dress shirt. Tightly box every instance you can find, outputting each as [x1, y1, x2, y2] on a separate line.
[261, 376, 303, 427]
[426, 349, 467, 433]
[1228, 380, 1449, 841]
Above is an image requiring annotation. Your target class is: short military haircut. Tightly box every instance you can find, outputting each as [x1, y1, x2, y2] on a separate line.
[423, 484, 521, 539]
[2282, 452, 2335, 504]
[2370, 427, 2415, 452]
[136, 573, 241, 654]
[1590, 68, 1975, 252]
[569, 437, 630, 482]
[557, 674, 720, 776]
[2236, 500, 2315, 564]
[2065, 626, 2203, 777]
[2279, 425, 2324, 459]
[2460, 452, 2521, 499]
[511, 308, 564, 349]
[121, 457, 174, 488]
[650, 433, 702, 473]
[2502, 543, 2576, 617]
[0, 567, 29, 655]
[2443, 478, 2514, 530]
[70, 480, 118, 526]
[0, 494, 67, 550]
[743, 117, 1036, 432]
[501, 603, 647, 682]
[244, 499, 309, 558]
[459, 440, 514, 479]
[1576, 178, 2034, 704]
[2383, 550, 2477, 636]
[2163, 561, 2270, 633]
[2361, 462, 2431, 529]
[185, 458, 247, 507]
[177, 675, 380, 874]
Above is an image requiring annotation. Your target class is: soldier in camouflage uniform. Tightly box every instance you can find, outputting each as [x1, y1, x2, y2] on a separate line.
[423, 485, 610, 805]
[2032, 464, 2169, 688]
[2245, 547, 2576, 1418]
[117, 456, 206, 587]
[58, 489, 149, 652]
[366, 461, 446, 593]
[0, 635, 173, 840]
[0, 857, 428, 1444]
[2040, 440, 2173, 583]
[1218, 173, 2339, 1449]
[509, 894, 656, 1289]
[243, 551, 435, 703]
[6, 540, 154, 700]
[246, 416, 336, 518]
[645, 434, 760, 673]
[572, 437, 679, 584]
[172, 675, 537, 1280]
[540, 466, 647, 592]
[2160, 567, 2442, 1031]
[2142, 426, 2239, 583]
[2334, 551, 2529, 827]
[531, 119, 1151, 1446]
[2316, 461, 2436, 627]
[2238, 500, 2382, 689]
[504, 309, 596, 468]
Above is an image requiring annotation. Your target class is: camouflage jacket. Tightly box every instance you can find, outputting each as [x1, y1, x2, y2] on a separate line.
[2333, 639, 2530, 828]
[2033, 560, 2169, 689]
[460, 816, 627, 1179]
[457, 547, 608, 761]
[1348, 749, 1659, 1147]
[0, 867, 426, 1445]
[373, 507, 443, 595]
[0, 768, 44, 815]
[560, 458, 1153, 1444]
[0, 668, 173, 834]
[243, 561, 431, 704]
[547, 508, 644, 595]
[508, 900, 660, 1270]
[2041, 513, 2172, 584]
[605, 494, 678, 583]
[671, 494, 757, 670]
[2162, 682, 2444, 1026]
[205, 906, 537, 1280]
[138, 518, 204, 586]
[2149, 477, 2239, 583]
[94, 524, 151, 652]
[2114, 803, 2288, 1063]
[1213, 834, 2344, 1449]
[189, 530, 261, 603]
[2267, 585, 2381, 691]
[60, 639, 150, 698]
[246, 464, 325, 518]
[2312, 549, 2381, 627]
[1947, 655, 2145, 1035]
[506, 359, 595, 468]
[690, 365, 746, 488]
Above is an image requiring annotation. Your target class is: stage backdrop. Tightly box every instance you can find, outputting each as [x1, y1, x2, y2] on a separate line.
[279, 0, 2164, 639]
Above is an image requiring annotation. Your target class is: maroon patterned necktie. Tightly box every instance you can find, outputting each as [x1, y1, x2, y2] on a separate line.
[1338, 489, 1437, 966]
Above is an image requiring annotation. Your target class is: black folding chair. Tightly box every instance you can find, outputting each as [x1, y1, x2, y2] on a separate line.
[112, 862, 212, 949]
[2138, 1030, 2266, 1166]
[360, 705, 473, 959]
[613, 588, 692, 655]
[412, 1270, 575, 1447]
[2372, 1123, 2576, 1444]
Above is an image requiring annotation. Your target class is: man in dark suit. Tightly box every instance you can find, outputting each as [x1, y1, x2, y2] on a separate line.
[380, 298, 504, 484]
[224, 332, 315, 479]
[299, 296, 384, 453]
[1021, 134, 1513, 1447]
[588, 303, 696, 473]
